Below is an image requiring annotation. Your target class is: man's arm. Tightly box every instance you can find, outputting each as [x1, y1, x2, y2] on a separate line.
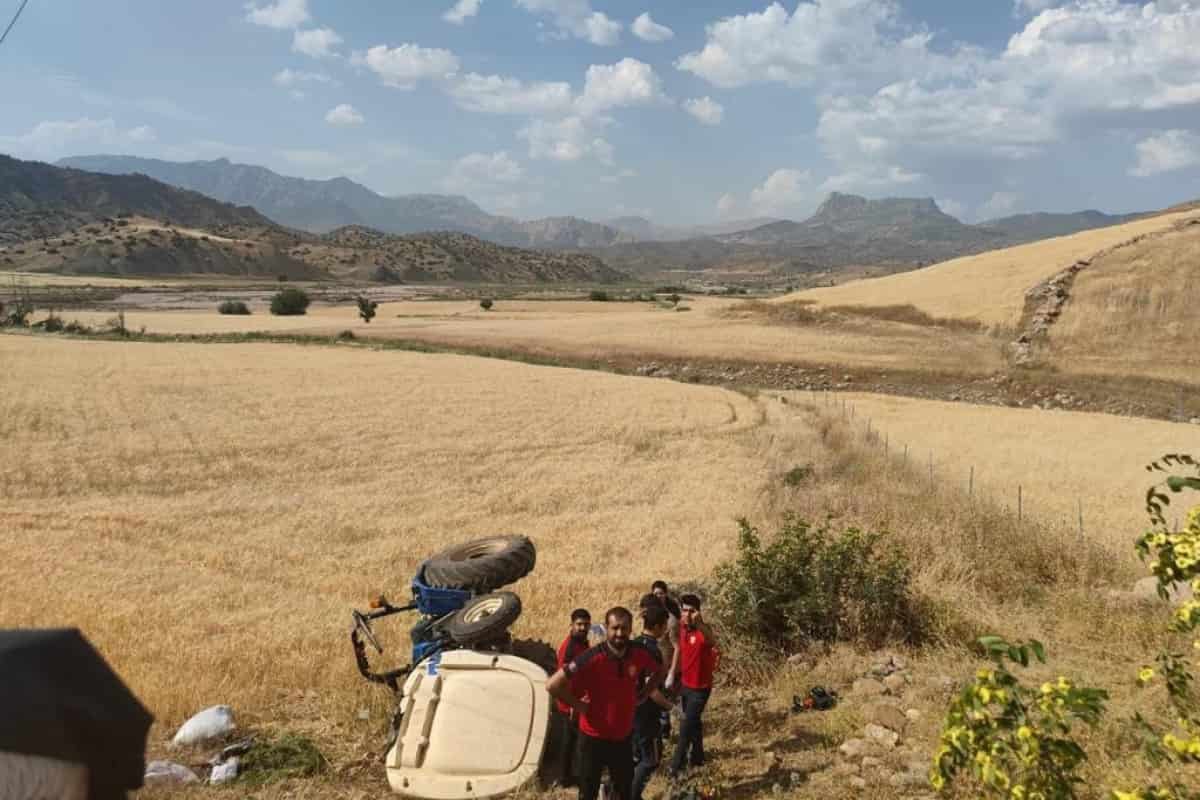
[546, 669, 589, 717]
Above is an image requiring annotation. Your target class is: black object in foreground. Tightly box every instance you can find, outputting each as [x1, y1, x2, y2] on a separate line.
[0, 628, 154, 800]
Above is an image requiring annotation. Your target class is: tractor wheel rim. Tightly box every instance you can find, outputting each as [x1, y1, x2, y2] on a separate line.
[464, 597, 504, 623]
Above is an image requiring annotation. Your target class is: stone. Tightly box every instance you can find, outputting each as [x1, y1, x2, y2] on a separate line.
[853, 678, 887, 696]
[850, 777, 868, 790]
[889, 767, 929, 789]
[172, 705, 235, 747]
[864, 702, 909, 733]
[905, 708, 923, 722]
[862, 756, 884, 770]
[840, 738, 870, 759]
[210, 757, 239, 785]
[883, 674, 907, 695]
[787, 653, 807, 666]
[144, 761, 199, 785]
[864, 723, 899, 749]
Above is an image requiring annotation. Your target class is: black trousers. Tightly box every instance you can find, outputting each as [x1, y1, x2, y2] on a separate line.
[631, 711, 662, 800]
[669, 687, 711, 773]
[577, 732, 633, 800]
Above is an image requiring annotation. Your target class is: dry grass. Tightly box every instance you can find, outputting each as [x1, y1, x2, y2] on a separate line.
[38, 296, 1005, 375]
[781, 210, 1200, 327]
[0, 335, 783, 749]
[1048, 221, 1200, 386]
[1, 334, 1194, 797]
[0, 270, 164, 288]
[805, 391, 1200, 554]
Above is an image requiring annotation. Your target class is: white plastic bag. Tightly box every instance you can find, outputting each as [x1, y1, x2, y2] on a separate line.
[172, 705, 236, 746]
[209, 756, 240, 784]
[143, 760, 200, 785]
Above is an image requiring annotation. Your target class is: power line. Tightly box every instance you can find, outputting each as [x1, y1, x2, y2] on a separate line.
[0, 0, 31, 49]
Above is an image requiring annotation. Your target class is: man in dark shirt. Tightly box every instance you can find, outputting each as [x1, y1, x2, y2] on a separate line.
[668, 593, 720, 778]
[632, 604, 673, 800]
[547, 607, 665, 800]
[552, 608, 592, 786]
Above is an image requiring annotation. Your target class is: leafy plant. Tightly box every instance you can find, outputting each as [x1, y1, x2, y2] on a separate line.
[270, 287, 310, 316]
[355, 294, 378, 323]
[931, 636, 1108, 799]
[217, 300, 251, 315]
[712, 514, 923, 650]
[589, 289, 610, 302]
[480, 297, 494, 311]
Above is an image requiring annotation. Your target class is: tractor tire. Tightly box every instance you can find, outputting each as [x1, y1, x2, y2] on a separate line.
[510, 638, 558, 675]
[422, 535, 536, 593]
[443, 592, 522, 646]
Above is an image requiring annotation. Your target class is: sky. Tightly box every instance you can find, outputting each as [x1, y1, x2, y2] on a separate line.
[2, 0, 1200, 224]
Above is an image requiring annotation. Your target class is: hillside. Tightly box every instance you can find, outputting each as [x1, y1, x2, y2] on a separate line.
[0, 154, 275, 241]
[981, 210, 1141, 240]
[0, 156, 626, 283]
[57, 155, 631, 248]
[779, 207, 1200, 327]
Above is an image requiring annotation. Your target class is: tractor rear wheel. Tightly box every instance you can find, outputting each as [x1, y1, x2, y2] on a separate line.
[510, 638, 558, 675]
[422, 536, 536, 593]
[443, 592, 522, 646]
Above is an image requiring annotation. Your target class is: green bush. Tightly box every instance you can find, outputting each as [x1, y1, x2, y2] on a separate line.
[270, 287, 310, 316]
[355, 294, 378, 323]
[712, 514, 923, 650]
[783, 464, 814, 486]
[589, 290, 610, 302]
[480, 298, 494, 311]
[42, 314, 64, 333]
[217, 300, 251, 315]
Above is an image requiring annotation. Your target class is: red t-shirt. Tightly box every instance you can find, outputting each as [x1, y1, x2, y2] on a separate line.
[679, 623, 719, 689]
[565, 641, 660, 741]
[555, 635, 590, 715]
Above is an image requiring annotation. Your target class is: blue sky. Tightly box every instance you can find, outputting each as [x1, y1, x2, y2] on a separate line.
[2, 0, 1199, 224]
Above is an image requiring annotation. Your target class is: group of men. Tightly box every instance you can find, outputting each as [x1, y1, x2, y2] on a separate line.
[546, 581, 720, 800]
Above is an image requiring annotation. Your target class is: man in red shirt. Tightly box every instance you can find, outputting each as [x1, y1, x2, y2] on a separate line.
[552, 608, 592, 786]
[668, 593, 719, 778]
[547, 607, 665, 800]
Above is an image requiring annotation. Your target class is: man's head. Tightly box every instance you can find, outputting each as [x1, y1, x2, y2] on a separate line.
[641, 603, 669, 639]
[651, 580, 670, 603]
[679, 593, 702, 628]
[604, 607, 634, 654]
[638, 592, 664, 611]
[570, 608, 591, 642]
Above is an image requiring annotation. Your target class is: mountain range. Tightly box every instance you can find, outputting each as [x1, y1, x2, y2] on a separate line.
[0, 155, 623, 283]
[54, 154, 1146, 278]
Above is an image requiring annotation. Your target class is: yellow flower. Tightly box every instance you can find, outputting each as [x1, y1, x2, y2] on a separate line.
[1138, 666, 1156, 684]
[1017, 726, 1033, 740]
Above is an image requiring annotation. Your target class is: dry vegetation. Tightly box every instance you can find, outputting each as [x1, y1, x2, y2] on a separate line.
[781, 209, 1200, 327]
[1047, 220, 1200, 385]
[2, 332, 1195, 797]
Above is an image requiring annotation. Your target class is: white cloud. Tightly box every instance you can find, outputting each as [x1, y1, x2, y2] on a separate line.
[717, 192, 737, 217]
[936, 197, 967, 220]
[447, 73, 573, 115]
[632, 12, 674, 42]
[576, 58, 666, 116]
[355, 44, 461, 89]
[443, 0, 482, 25]
[442, 150, 525, 191]
[245, 0, 309, 29]
[273, 68, 333, 88]
[819, 163, 923, 193]
[0, 117, 157, 160]
[599, 168, 637, 184]
[325, 104, 365, 126]
[1129, 130, 1200, 177]
[683, 96, 723, 126]
[978, 191, 1021, 220]
[293, 27, 343, 58]
[749, 168, 811, 215]
[1013, 0, 1061, 16]
[514, 0, 621, 46]
[518, 116, 613, 164]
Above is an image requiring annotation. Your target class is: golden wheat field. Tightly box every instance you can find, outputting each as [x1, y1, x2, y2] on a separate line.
[0, 334, 784, 734]
[784, 209, 1200, 327]
[1048, 221, 1200, 384]
[805, 391, 1200, 553]
[43, 295, 1005, 375]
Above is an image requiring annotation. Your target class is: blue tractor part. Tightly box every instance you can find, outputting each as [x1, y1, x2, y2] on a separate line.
[350, 562, 474, 690]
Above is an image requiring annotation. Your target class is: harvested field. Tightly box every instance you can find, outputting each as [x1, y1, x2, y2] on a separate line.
[782, 209, 1200, 327]
[0, 334, 778, 734]
[815, 391, 1200, 553]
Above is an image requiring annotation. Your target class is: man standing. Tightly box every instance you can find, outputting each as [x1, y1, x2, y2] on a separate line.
[639, 592, 679, 740]
[547, 607, 664, 800]
[553, 609, 592, 786]
[632, 604, 674, 800]
[669, 594, 719, 778]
